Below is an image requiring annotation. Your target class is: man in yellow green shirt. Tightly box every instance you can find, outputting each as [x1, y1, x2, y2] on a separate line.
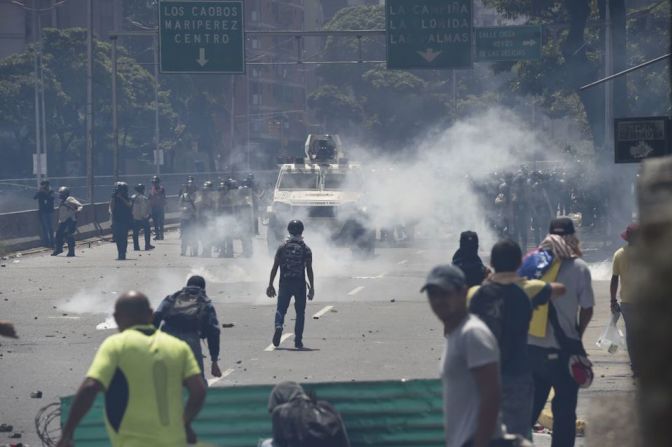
[57, 291, 206, 447]
[611, 223, 639, 376]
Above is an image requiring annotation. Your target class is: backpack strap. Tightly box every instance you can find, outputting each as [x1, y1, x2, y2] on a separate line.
[547, 301, 587, 356]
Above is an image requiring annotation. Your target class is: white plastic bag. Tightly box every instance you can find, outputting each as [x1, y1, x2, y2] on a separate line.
[596, 312, 626, 353]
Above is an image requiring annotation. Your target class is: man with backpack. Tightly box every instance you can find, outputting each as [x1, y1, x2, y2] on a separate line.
[266, 220, 315, 350]
[259, 381, 350, 447]
[154, 275, 222, 380]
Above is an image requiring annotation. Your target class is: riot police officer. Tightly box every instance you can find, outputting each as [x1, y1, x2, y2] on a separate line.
[236, 183, 255, 258]
[110, 182, 133, 260]
[178, 180, 198, 256]
[51, 186, 83, 257]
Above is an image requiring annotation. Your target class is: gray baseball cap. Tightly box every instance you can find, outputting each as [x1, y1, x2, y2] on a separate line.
[420, 264, 466, 293]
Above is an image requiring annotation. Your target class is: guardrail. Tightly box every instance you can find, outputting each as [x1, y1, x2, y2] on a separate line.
[0, 196, 181, 254]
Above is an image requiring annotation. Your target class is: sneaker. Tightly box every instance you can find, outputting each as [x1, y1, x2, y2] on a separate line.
[66, 252, 75, 257]
[295, 340, 304, 349]
[51, 249, 63, 256]
[145, 245, 155, 250]
[272, 327, 283, 347]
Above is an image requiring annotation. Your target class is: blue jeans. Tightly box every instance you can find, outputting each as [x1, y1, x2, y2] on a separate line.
[619, 303, 639, 376]
[39, 212, 54, 247]
[152, 207, 165, 238]
[274, 279, 306, 343]
[530, 346, 579, 447]
[502, 373, 534, 440]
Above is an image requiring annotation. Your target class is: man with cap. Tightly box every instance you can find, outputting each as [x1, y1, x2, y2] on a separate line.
[610, 223, 640, 376]
[528, 217, 594, 447]
[421, 264, 504, 447]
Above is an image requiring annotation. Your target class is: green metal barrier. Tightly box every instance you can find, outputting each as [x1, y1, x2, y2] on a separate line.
[60, 378, 445, 447]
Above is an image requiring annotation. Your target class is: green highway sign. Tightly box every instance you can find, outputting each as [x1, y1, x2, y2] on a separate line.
[386, 0, 473, 70]
[159, 0, 245, 74]
[474, 25, 542, 62]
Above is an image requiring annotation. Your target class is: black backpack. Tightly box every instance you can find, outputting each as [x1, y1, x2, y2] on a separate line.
[272, 397, 349, 447]
[162, 287, 209, 333]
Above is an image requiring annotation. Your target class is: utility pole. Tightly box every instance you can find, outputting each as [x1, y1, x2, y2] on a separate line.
[153, 34, 161, 176]
[86, 0, 94, 203]
[32, 2, 42, 188]
[604, 0, 614, 153]
[111, 35, 119, 181]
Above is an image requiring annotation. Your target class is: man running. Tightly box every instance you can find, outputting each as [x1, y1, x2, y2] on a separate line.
[56, 291, 206, 447]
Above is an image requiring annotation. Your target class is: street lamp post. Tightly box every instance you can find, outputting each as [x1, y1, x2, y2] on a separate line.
[111, 35, 119, 181]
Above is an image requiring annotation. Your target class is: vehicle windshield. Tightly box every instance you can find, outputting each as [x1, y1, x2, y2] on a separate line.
[278, 172, 319, 190]
[324, 172, 362, 190]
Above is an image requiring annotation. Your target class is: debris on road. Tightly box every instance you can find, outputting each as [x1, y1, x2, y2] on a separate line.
[390, 299, 396, 303]
[221, 323, 235, 328]
[0, 424, 13, 432]
[30, 391, 43, 399]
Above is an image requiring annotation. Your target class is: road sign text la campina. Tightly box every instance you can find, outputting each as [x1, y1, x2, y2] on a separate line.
[159, 0, 245, 74]
[386, 0, 473, 70]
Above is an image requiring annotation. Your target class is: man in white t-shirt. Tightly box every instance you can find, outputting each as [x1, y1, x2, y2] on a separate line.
[422, 264, 504, 447]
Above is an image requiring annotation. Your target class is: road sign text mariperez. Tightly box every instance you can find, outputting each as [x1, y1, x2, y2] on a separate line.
[159, 0, 245, 74]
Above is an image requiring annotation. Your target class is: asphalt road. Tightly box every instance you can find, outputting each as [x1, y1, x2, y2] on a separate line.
[0, 231, 632, 446]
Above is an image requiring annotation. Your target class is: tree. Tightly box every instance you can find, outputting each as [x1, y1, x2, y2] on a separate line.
[0, 28, 178, 177]
[309, 5, 452, 149]
[483, 0, 670, 150]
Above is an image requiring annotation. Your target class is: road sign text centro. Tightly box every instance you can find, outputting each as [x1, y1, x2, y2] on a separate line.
[386, 0, 473, 69]
[159, 0, 244, 74]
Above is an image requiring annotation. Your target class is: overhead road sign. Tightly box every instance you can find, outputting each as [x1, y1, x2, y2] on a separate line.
[385, 0, 473, 70]
[159, 0, 245, 74]
[474, 25, 542, 61]
[614, 117, 670, 163]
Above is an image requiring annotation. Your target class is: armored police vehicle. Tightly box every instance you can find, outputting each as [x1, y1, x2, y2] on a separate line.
[265, 134, 374, 256]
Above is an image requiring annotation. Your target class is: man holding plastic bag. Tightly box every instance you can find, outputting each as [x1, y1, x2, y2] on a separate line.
[610, 223, 640, 377]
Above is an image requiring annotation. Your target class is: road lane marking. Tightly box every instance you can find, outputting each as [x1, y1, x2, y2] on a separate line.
[207, 368, 235, 387]
[352, 273, 385, 279]
[313, 305, 334, 319]
[48, 316, 81, 320]
[347, 286, 365, 296]
[397, 259, 408, 265]
[264, 333, 294, 351]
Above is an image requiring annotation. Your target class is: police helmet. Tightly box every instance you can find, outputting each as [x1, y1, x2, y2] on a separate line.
[225, 178, 238, 190]
[152, 176, 160, 184]
[218, 181, 226, 190]
[57, 186, 70, 198]
[203, 180, 214, 189]
[287, 220, 304, 236]
[115, 181, 129, 195]
[135, 183, 145, 194]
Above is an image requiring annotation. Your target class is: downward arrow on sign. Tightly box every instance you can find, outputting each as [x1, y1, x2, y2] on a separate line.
[417, 48, 442, 63]
[196, 48, 208, 67]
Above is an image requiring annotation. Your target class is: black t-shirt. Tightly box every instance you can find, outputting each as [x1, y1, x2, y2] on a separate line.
[276, 239, 312, 282]
[469, 282, 532, 376]
[34, 189, 55, 213]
